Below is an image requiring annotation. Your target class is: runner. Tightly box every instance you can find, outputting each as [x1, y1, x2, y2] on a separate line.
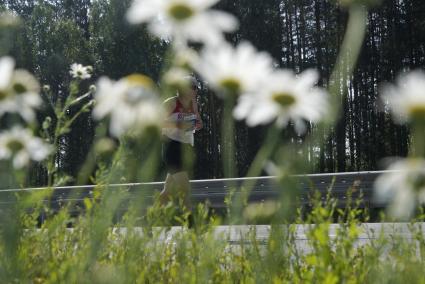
[160, 77, 202, 218]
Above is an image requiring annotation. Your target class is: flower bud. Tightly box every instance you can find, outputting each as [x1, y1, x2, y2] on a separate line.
[95, 138, 117, 156]
[43, 85, 51, 92]
[42, 116, 52, 130]
[89, 85, 97, 93]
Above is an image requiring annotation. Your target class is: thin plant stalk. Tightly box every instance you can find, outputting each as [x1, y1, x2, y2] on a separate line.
[230, 124, 281, 221]
[306, 4, 369, 164]
[222, 96, 237, 179]
[411, 119, 425, 158]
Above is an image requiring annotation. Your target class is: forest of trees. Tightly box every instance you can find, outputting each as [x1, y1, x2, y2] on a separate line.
[0, 0, 424, 183]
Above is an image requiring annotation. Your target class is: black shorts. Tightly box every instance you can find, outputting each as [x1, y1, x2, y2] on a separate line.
[162, 138, 194, 173]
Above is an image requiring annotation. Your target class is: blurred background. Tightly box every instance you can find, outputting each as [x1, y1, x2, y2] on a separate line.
[1, 0, 424, 186]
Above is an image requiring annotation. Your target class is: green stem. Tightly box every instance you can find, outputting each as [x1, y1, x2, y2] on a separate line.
[230, 124, 281, 223]
[327, 4, 368, 120]
[300, 4, 369, 168]
[411, 120, 425, 158]
[60, 100, 94, 135]
[47, 114, 62, 187]
[222, 97, 236, 179]
[221, 96, 239, 223]
[64, 91, 92, 111]
[76, 123, 108, 185]
[127, 137, 162, 220]
[268, 5, 369, 221]
[47, 98, 94, 186]
[242, 124, 281, 189]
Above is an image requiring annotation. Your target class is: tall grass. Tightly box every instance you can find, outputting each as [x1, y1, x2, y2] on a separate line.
[0, 186, 424, 283]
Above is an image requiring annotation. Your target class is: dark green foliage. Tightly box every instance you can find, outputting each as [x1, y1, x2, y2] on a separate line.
[215, 0, 423, 175]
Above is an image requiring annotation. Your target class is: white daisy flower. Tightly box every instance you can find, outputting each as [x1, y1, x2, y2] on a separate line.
[0, 127, 52, 169]
[195, 42, 273, 97]
[0, 57, 42, 122]
[233, 69, 328, 133]
[69, 63, 92, 80]
[381, 70, 425, 123]
[126, 0, 238, 47]
[374, 158, 425, 220]
[93, 74, 165, 137]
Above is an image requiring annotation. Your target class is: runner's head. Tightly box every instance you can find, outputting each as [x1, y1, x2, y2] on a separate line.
[178, 75, 198, 98]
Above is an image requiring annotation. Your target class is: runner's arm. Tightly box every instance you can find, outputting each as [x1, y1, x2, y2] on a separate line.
[163, 97, 193, 130]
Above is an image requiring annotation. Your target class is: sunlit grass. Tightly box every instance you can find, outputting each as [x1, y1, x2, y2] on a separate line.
[0, 187, 424, 283]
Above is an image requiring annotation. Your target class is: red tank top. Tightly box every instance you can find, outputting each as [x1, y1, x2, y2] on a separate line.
[172, 98, 194, 114]
[163, 97, 196, 145]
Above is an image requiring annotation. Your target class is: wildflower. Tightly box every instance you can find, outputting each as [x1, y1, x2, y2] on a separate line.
[163, 67, 195, 91]
[381, 70, 425, 123]
[0, 56, 42, 122]
[69, 63, 92, 80]
[0, 127, 51, 169]
[42, 116, 52, 130]
[126, 0, 238, 47]
[233, 69, 328, 133]
[93, 74, 164, 137]
[42, 85, 51, 92]
[89, 85, 97, 93]
[173, 47, 199, 70]
[374, 158, 425, 220]
[195, 42, 273, 97]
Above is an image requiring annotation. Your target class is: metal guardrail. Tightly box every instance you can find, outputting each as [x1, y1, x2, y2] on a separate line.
[0, 171, 389, 213]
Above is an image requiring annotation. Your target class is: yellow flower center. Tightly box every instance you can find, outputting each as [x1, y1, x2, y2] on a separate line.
[6, 139, 24, 153]
[125, 74, 154, 88]
[168, 3, 194, 21]
[0, 90, 10, 100]
[410, 105, 425, 121]
[123, 74, 156, 104]
[272, 92, 296, 107]
[220, 78, 241, 95]
[13, 83, 27, 95]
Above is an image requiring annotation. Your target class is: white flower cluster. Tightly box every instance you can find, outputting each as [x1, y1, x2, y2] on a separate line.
[0, 127, 51, 169]
[93, 74, 165, 137]
[126, 0, 329, 133]
[375, 159, 425, 219]
[69, 63, 93, 80]
[233, 68, 328, 134]
[374, 70, 425, 219]
[0, 56, 51, 168]
[381, 70, 425, 123]
[0, 56, 42, 122]
[126, 0, 238, 47]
